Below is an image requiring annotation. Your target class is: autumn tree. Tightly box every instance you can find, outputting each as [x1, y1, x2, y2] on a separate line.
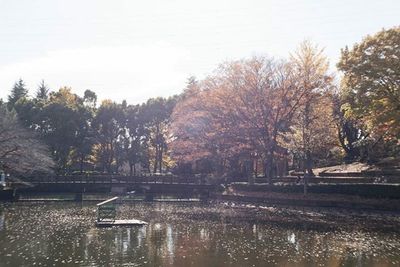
[337, 27, 400, 145]
[170, 78, 205, 161]
[288, 41, 336, 190]
[170, 78, 219, 174]
[171, 57, 307, 183]
[0, 103, 54, 176]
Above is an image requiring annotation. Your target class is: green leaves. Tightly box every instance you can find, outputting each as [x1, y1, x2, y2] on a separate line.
[338, 27, 400, 141]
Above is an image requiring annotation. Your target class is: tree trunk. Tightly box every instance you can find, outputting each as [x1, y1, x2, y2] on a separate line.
[303, 171, 308, 195]
[153, 146, 158, 174]
[254, 158, 258, 178]
[304, 151, 313, 195]
[80, 155, 84, 174]
[159, 145, 163, 173]
[129, 163, 133, 176]
[305, 151, 314, 176]
[265, 152, 274, 185]
[109, 142, 114, 173]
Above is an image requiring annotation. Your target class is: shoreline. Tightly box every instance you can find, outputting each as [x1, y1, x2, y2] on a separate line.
[3, 187, 400, 212]
[216, 192, 400, 212]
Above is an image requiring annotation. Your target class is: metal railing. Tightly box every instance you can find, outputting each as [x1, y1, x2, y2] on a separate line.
[27, 174, 212, 185]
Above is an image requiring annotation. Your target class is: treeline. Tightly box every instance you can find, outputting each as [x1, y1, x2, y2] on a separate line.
[173, 28, 399, 181]
[1, 27, 399, 179]
[4, 82, 176, 175]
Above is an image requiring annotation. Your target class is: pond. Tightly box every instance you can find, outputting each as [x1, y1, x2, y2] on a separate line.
[0, 201, 399, 267]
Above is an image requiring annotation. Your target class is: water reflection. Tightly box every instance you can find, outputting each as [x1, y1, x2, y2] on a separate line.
[0, 211, 4, 231]
[0, 202, 399, 267]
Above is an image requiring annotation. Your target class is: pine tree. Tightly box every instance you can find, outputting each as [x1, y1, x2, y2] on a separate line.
[8, 79, 28, 108]
[36, 80, 50, 100]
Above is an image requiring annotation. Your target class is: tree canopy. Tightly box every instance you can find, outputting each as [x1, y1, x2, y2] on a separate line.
[8, 79, 28, 109]
[1, 26, 399, 179]
[0, 104, 54, 175]
[338, 27, 400, 140]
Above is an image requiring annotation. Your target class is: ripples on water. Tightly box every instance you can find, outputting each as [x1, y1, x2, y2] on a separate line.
[0, 201, 399, 267]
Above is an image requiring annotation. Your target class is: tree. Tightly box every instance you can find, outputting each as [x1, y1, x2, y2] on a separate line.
[36, 80, 50, 100]
[93, 100, 125, 173]
[13, 97, 37, 128]
[337, 27, 400, 142]
[83, 89, 97, 109]
[143, 97, 176, 173]
[171, 57, 305, 183]
[288, 41, 336, 193]
[39, 87, 88, 172]
[123, 104, 149, 175]
[8, 79, 28, 109]
[332, 94, 365, 162]
[70, 104, 95, 173]
[170, 78, 209, 165]
[0, 104, 54, 176]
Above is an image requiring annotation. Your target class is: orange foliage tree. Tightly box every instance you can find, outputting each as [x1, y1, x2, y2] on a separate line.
[170, 57, 313, 183]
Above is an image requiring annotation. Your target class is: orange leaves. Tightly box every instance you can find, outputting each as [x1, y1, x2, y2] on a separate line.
[170, 56, 306, 169]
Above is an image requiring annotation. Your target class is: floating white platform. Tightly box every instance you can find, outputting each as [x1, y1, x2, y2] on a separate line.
[96, 219, 148, 227]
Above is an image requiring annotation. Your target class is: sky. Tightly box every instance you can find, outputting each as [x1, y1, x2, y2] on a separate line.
[0, 0, 399, 104]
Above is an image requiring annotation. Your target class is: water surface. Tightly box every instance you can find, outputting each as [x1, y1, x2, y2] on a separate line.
[0, 201, 399, 266]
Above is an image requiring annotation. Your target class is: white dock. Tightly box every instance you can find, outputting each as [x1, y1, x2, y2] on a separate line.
[95, 196, 147, 227]
[96, 219, 148, 227]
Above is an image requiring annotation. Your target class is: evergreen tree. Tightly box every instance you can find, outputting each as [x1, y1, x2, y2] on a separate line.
[8, 79, 28, 108]
[36, 80, 50, 100]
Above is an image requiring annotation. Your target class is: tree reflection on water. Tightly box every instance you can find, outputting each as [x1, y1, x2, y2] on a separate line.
[0, 202, 399, 267]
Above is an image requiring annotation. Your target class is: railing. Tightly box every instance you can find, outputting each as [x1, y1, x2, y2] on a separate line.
[253, 175, 400, 184]
[97, 197, 118, 222]
[27, 174, 213, 185]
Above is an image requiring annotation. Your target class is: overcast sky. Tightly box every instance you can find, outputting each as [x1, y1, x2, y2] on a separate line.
[0, 0, 399, 104]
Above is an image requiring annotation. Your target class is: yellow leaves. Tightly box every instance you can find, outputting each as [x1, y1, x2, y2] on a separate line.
[48, 87, 81, 111]
[100, 99, 114, 107]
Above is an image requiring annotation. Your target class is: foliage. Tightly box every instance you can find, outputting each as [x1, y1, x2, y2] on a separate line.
[36, 80, 50, 100]
[92, 100, 125, 173]
[7, 79, 28, 109]
[122, 104, 149, 175]
[0, 104, 54, 175]
[171, 57, 310, 182]
[332, 93, 365, 162]
[338, 27, 400, 142]
[143, 97, 177, 173]
[6, 78, 178, 175]
[286, 41, 337, 176]
[3, 28, 399, 178]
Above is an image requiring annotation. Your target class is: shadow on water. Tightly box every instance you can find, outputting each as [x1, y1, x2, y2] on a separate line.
[0, 201, 399, 266]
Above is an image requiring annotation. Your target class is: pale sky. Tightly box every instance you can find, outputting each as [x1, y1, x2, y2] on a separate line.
[0, 0, 399, 104]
